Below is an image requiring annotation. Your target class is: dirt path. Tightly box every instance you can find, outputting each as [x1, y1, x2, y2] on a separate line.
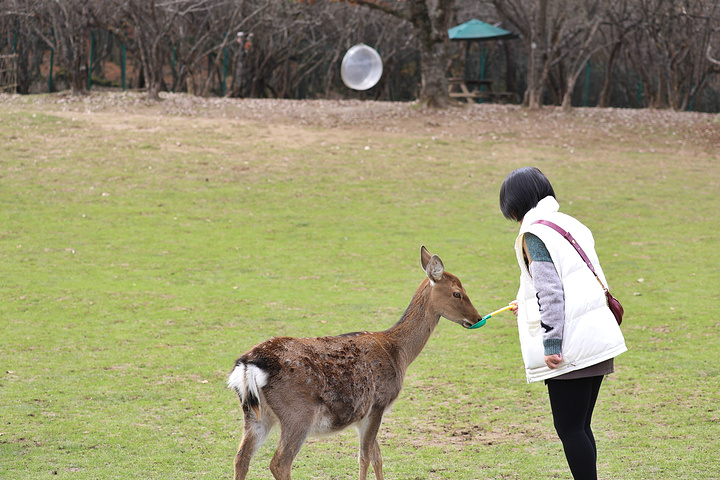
[3, 91, 718, 157]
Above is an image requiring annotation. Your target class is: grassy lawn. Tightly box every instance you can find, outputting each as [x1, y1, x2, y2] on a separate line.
[1, 92, 718, 479]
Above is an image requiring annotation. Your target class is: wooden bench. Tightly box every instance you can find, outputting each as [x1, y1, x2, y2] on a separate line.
[447, 77, 513, 104]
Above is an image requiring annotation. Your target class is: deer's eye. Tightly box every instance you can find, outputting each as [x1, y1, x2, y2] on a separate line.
[453, 292, 461, 298]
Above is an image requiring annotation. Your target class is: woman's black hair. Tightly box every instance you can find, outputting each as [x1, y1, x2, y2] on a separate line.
[499, 167, 556, 221]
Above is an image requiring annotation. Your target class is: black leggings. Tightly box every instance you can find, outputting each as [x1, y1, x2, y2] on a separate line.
[546, 375, 604, 480]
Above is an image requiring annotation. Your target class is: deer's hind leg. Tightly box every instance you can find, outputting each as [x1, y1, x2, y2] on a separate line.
[268, 416, 313, 480]
[234, 412, 274, 480]
[356, 408, 385, 480]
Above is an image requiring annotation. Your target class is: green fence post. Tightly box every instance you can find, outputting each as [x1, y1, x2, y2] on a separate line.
[122, 44, 126, 90]
[480, 46, 487, 81]
[171, 44, 176, 92]
[88, 31, 94, 90]
[478, 46, 487, 104]
[583, 60, 590, 107]
[49, 29, 54, 93]
[688, 81, 695, 112]
[222, 47, 227, 96]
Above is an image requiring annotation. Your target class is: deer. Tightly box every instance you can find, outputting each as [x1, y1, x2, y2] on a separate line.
[227, 246, 482, 480]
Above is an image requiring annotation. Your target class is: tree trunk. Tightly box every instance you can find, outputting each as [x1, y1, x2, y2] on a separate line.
[132, 27, 157, 100]
[228, 47, 246, 98]
[412, 0, 453, 108]
[14, 19, 30, 94]
[356, 0, 453, 108]
[146, 36, 164, 100]
[561, 93, 572, 111]
[47, 1, 90, 96]
[561, 76, 577, 111]
[652, 69, 668, 109]
[527, 0, 548, 109]
[502, 40, 518, 101]
[598, 40, 622, 108]
[559, 14, 603, 112]
[418, 40, 450, 108]
[69, 38, 88, 96]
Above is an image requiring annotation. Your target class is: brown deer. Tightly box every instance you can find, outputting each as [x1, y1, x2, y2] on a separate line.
[227, 246, 482, 480]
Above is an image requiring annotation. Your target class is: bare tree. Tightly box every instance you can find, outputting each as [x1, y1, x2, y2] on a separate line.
[624, 0, 720, 110]
[4, 0, 720, 110]
[13, 0, 97, 95]
[3, 2, 47, 93]
[223, 0, 414, 101]
[165, 2, 218, 94]
[556, 1, 606, 111]
[596, 0, 638, 108]
[708, 30, 720, 67]
[492, 0, 565, 109]
[334, 0, 455, 108]
[189, 0, 253, 97]
[238, 0, 336, 99]
[111, 0, 175, 100]
[677, 1, 720, 110]
[491, 0, 611, 110]
[226, 2, 269, 98]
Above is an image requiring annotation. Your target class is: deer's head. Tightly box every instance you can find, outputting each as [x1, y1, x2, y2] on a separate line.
[420, 246, 482, 329]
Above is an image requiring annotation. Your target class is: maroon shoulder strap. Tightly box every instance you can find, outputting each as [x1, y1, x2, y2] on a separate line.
[532, 219, 599, 278]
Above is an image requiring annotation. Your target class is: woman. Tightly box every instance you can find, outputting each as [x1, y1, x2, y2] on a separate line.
[499, 167, 626, 480]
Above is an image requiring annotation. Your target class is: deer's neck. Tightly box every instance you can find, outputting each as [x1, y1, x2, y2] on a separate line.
[385, 279, 440, 372]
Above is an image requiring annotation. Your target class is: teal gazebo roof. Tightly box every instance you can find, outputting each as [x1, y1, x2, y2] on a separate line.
[448, 19, 517, 41]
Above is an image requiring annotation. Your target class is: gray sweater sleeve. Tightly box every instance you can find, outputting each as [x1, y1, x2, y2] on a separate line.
[524, 233, 565, 356]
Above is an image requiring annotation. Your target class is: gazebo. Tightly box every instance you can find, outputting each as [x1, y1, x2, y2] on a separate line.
[448, 19, 517, 42]
[447, 19, 518, 103]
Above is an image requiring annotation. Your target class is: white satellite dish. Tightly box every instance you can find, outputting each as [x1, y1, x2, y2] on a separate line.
[341, 44, 383, 91]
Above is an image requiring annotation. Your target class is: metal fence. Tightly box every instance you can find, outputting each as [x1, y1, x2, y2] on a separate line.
[0, 54, 17, 93]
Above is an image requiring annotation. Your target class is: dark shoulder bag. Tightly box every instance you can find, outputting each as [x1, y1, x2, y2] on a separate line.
[533, 220, 624, 326]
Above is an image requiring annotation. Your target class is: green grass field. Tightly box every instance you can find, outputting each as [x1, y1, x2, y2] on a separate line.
[1, 93, 719, 479]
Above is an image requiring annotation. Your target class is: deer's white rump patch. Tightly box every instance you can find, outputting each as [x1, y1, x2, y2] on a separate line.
[228, 363, 268, 403]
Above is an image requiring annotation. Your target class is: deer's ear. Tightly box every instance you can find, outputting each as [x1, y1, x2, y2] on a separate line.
[424, 254, 445, 283]
[420, 245, 432, 271]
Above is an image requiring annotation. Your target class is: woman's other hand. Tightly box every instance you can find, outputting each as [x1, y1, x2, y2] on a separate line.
[545, 354, 563, 369]
[510, 301, 519, 316]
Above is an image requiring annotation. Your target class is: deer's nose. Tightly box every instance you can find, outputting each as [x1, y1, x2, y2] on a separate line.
[466, 318, 486, 329]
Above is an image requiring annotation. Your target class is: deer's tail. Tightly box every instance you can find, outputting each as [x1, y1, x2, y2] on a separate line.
[228, 361, 268, 418]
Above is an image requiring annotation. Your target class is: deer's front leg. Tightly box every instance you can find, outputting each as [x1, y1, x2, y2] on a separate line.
[356, 408, 385, 480]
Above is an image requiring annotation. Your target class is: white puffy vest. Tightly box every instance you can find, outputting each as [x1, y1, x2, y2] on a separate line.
[515, 197, 627, 383]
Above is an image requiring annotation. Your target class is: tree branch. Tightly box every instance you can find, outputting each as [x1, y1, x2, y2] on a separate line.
[352, 0, 409, 23]
[707, 43, 720, 66]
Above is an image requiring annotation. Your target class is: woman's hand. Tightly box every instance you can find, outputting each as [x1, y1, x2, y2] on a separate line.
[510, 301, 518, 316]
[545, 354, 563, 369]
